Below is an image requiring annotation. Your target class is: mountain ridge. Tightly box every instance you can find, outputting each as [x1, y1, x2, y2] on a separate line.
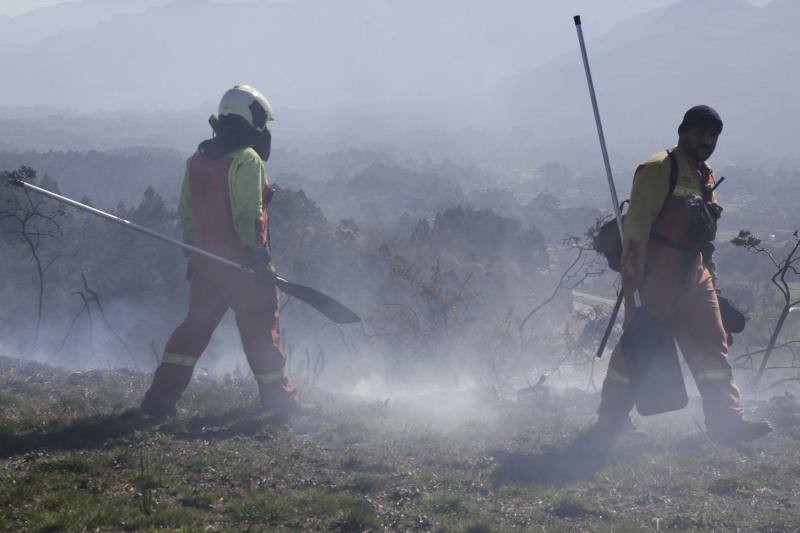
[0, 0, 169, 46]
[494, 0, 797, 165]
[0, 0, 678, 111]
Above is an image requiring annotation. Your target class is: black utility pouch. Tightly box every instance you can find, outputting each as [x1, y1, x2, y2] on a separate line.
[686, 193, 722, 245]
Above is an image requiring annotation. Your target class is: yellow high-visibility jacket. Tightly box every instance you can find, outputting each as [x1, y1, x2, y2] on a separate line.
[178, 147, 269, 249]
[621, 147, 718, 283]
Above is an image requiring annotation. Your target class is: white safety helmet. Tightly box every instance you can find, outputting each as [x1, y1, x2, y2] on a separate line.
[218, 85, 274, 133]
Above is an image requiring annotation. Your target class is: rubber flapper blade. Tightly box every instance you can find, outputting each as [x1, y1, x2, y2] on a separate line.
[276, 279, 361, 324]
[620, 306, 688, 416]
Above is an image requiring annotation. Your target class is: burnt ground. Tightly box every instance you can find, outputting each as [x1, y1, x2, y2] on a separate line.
[1, 355, 799, 532]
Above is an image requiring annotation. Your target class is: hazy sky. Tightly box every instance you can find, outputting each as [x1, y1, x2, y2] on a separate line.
[0, 0, 257, 17]
[0, 0, 775, 17]
[0, 0, 71, 17]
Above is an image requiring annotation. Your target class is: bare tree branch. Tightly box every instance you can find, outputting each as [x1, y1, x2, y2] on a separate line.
[732, 229, 800, 385]
[1, 166, 68, 354]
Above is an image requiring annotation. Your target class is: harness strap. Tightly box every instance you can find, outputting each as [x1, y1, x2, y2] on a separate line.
[649, 231, 694, 253]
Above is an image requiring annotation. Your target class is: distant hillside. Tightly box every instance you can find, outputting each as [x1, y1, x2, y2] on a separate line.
[496, 0, 800, 166]
[1, 0, 794, 166]
[0, 0, 168, 46]
[0, 148, 185, 206]
[0, 0, 674, 112]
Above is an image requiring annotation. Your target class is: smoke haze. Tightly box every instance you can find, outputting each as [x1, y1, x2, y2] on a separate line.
[0, 0, 797, 400]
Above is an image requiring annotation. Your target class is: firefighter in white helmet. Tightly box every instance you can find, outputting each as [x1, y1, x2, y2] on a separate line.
[141, 85, 298, 418]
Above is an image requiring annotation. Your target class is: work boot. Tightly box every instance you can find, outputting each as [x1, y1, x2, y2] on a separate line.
[708, 419, 773, 446]
[557, 418, 624, 479]
[566, 417, 625, 458]
[139, 400, 177, 420]
[140, 364, 192, 420]
[259, 384, 301, 419]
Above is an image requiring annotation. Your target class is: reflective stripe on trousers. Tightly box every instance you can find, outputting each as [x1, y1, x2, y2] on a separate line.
[606, 367, 631, 385]
[254, 364, 287, 385]
[161, 352, 199, 367]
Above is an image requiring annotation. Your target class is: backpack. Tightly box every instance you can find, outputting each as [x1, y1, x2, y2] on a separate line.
[593, 150, 678, 272]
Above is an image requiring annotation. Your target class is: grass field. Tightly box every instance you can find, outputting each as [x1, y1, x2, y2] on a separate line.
[1, 355, 800, 531]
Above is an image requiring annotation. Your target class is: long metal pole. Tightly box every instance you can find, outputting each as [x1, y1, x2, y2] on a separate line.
[594, 289, 623, 358]
[9, 178, 361, 324]
[574, 15, 641, 308]
[13, 178, 259, 275]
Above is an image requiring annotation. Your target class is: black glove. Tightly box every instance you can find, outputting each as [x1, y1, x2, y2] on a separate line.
[687, 193, 721, 245]
[717, 290, 745, 347]
[252, 248, 276, 285]
[718, 293, 746, 334]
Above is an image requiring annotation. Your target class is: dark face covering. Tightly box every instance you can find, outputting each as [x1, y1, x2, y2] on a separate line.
[199, 115, 271, 162]
[254, 129, 271, 162]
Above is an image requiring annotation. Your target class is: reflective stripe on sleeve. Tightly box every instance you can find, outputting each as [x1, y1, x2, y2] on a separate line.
[161, 353, 199, 367]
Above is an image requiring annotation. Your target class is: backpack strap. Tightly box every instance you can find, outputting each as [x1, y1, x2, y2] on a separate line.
[650, 149, 679, 221]
[668, 149, 678, 196]
[650, 149, 693, 252]
[595, 150, 682, 272]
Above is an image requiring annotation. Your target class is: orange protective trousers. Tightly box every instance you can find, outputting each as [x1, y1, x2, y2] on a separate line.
[598, 247, 743, 431]
[140, 265, 291, 412]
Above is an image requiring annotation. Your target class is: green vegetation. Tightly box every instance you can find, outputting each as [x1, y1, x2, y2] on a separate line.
[1, 355, 800, 531]
[0, 149, 798, 531]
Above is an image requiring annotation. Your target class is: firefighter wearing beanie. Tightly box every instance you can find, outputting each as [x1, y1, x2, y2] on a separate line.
[582, 105, 771, 449]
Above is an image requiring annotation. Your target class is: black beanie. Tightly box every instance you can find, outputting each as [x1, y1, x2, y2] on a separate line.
[678, 105, 723, 134]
